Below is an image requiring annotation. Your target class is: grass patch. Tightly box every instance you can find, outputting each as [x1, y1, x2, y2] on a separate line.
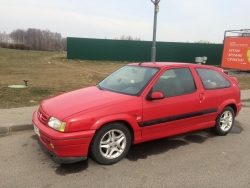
[0, 48, 250, 109]
[0, 48, 127, 108]
[236, 77, 250, 90]
[30, 87, 52, 95]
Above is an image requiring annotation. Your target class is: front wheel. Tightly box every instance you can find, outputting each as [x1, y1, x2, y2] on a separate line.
[90, 122, 131, 165]
[211, 106, 235, 136]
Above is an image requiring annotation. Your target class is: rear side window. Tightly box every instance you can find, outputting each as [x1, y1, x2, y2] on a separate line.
[196, 68, 231, 90]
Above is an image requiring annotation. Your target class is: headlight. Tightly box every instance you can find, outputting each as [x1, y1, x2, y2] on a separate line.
[47, 117, 66, 132]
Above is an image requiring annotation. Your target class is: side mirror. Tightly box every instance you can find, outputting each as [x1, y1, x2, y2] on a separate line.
[150, 92, 164, 100]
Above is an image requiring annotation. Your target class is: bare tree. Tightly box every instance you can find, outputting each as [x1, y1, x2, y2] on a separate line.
[8, 28, 65, 51]
[61, 38, 67, 51]
[197, 40, 210, 43]
[120, 35, 126, 40]
[0, 31, 3, 42]
[120, 35, 141, 41]
[126, 36, 133, 40]
[0, 31, 10, 42]
[10, 29, 26, 43]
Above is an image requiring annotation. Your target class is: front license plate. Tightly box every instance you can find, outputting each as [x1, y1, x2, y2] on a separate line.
[34, 125, 40, 136]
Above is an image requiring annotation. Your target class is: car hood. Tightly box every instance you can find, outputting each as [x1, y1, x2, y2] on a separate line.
[40, 86, 132, 120]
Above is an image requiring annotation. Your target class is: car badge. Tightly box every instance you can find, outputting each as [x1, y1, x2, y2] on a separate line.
[38, 112, 43, 119]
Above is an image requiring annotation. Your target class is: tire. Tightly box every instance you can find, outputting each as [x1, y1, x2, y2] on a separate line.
[90, 122, 131, 165]
[211, 106, 235, 136]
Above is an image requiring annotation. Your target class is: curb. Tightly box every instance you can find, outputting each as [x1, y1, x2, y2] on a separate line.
[241, 99, 250, 102]
[0, 124, 33, 136]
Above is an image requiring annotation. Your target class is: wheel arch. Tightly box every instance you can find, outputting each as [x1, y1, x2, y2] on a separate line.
[226, 103, 237, 115]
[103, 120, 134, 141]
[91, 120, 135, 142]
[217, 99, 237, 115]
[90, 114, 141, 142]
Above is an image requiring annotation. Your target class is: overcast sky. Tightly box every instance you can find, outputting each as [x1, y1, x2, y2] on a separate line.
[0, 0, 249, 43]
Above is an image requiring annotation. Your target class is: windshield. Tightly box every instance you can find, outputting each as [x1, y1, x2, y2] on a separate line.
[98, 65, 159, 95]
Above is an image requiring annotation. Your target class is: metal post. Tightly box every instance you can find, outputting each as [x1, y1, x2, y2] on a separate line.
[23, 80, 28, 86]
[151, 0, 160, 62]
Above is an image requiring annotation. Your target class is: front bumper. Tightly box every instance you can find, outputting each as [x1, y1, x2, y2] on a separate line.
[33, 110, 96, 163]
[38, 138, 87, 163]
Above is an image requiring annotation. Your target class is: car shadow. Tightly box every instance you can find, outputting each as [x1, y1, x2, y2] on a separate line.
[55, 161, 89, 176]
[230, 120, 243, 133]
[126, 121, 243, 161]
[125, 129, 213, 161]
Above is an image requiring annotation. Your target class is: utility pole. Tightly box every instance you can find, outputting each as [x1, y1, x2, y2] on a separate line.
[151, 0, 160, 62]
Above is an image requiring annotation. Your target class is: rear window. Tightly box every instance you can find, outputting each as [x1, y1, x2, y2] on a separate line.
[196, 68, 231, 90]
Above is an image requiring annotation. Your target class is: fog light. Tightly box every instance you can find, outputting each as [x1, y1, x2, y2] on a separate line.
[50, 142, 55, 149]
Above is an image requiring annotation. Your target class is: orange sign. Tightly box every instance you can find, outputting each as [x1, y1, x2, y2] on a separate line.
[221, 37, 250, 70]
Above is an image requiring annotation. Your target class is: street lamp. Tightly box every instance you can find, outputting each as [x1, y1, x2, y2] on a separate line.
[151, 0, 160, 62]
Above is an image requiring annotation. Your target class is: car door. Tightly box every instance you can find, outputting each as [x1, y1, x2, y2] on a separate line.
[141, 67, 203, 138]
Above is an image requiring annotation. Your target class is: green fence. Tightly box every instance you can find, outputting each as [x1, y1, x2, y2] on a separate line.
[67, 37, 223, 65]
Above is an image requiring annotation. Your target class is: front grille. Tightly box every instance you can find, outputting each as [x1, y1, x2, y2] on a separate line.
[37, 109, 49, 124]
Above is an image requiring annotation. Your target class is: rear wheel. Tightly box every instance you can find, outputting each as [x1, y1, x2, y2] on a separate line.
[90, 122, 131, 165]
[211, 106, 235, 136]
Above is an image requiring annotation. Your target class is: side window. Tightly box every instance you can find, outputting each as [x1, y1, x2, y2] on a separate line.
[152, 68, 197, 98]
[196, 68, 231, 90]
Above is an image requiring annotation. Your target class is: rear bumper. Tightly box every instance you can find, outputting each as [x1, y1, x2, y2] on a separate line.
[236, 102, 242, 116]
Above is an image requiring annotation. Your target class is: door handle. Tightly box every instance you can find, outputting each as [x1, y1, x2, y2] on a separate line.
[199, 93, 205, 101]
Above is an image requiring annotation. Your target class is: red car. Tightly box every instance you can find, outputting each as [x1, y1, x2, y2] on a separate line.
[33, 62, 242, 165]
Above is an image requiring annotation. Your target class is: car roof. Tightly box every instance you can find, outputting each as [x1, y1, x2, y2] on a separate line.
[128, 62, 218, 70]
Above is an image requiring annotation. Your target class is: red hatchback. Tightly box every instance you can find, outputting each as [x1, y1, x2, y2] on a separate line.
[33, 62, 242, 165]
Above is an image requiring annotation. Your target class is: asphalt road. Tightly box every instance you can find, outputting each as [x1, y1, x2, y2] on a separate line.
[1, 103, 250, 188]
